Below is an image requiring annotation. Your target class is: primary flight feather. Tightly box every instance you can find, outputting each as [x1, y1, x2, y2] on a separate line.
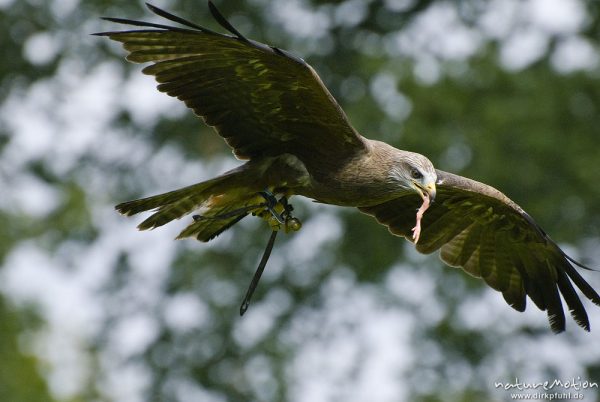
[95, 2, 600, 332]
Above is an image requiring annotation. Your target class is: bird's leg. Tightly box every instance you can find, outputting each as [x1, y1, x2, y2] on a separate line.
[239, 192, 302, 316]
[252, 191, 302, 233]
[256, 190, 286, 225]
[190, 190, 285, 223]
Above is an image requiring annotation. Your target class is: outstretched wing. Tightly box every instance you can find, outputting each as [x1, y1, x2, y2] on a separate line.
[359, 169, 600, 333]
[94, 2, 366, 161]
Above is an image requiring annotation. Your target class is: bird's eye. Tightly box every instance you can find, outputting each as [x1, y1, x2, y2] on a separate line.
[410, 168, 423, 180]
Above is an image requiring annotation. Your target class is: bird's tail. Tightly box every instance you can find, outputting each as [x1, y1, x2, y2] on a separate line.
[116, 168, 266, 242]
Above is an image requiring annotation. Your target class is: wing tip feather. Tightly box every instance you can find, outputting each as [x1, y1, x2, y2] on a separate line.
[208, 0, 248, 41]
[145, 2, 205, 31]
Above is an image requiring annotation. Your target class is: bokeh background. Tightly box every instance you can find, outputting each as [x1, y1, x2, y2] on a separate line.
[1, 0, 600, 401]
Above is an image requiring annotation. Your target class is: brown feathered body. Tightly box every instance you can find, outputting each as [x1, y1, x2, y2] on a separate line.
[101, 2, 600, 333]
[116, 140, 432, 241]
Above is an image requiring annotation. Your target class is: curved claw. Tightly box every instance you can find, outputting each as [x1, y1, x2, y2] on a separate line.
[259, 191, 285, 224]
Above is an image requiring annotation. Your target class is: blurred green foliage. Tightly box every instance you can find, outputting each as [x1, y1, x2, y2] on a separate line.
[0, 299, 56, 402]
[1, 0, 600, 401]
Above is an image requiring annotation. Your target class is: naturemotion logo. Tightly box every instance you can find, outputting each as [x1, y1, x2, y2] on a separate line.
[494, 377, 598, 392]
[494, 377, 598, 400]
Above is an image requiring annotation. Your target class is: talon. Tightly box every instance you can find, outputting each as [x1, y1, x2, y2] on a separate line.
[257, 191, 285, 224]
[255, 192, 302, 234]
[285, 217, 302, 233]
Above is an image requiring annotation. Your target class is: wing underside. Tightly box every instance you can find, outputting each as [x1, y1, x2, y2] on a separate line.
[95, 2, 366, 162]
[360, 169, 600, 332]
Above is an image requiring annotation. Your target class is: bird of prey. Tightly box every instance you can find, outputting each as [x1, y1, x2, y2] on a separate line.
[96, 2, 600, 332]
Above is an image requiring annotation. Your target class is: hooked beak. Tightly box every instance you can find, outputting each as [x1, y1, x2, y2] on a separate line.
[413, 181, 436, 203]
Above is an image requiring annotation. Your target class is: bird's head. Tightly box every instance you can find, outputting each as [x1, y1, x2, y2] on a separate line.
[390, 151, 437, 202]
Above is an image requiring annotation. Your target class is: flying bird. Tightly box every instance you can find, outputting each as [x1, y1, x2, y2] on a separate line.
[96, 2, 600, 332]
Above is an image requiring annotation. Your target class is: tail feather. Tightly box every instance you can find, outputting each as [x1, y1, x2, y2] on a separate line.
[116, 168, 266, 241]
[116, 181, 212, 217]
[136, 185, 221, 230]
[116, 172, 240, 230]
[177, 212, 247, 242]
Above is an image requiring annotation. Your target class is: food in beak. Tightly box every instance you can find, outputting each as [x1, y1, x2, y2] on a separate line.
[411, 192, 431, 243]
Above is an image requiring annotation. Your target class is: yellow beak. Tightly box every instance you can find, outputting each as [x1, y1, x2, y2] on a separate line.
[414, 181, 436, 202]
